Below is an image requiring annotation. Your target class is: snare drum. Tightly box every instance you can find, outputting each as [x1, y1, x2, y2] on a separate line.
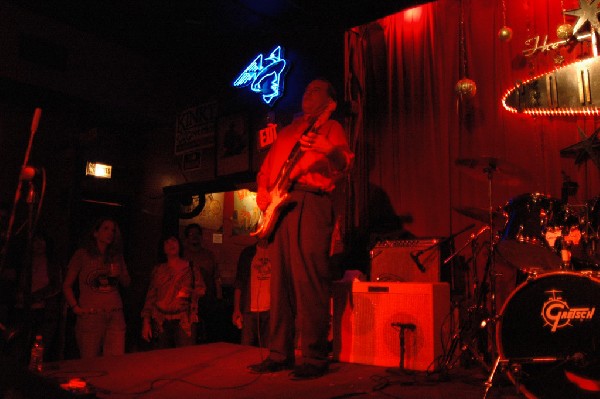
[496, 272, 600, 398]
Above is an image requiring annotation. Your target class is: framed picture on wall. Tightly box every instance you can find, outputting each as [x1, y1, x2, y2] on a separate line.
[232, 189, 260, 236]
[180, 151, 202, 171]
[217, 113, 250, 176]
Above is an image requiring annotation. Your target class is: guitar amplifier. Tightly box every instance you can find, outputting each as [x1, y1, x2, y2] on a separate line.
[332, 281, 450, 370]
[369, 239, 446, 283]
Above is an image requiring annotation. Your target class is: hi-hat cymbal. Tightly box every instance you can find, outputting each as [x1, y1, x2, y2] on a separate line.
[455, 156, 529, 185]
[453, 206, 507, 229]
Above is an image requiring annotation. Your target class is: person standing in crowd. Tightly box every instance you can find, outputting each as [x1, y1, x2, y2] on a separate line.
[183, 223, 219, 343]
[141, 234, 205, 348]
[232, 239, 270, 347]
[63, 217, 130, 359]
[248, 78, 354, 379]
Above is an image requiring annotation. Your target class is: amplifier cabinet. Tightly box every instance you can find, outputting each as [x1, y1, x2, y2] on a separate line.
[369, 239, 443, 283]
[332, 281, 450, 371]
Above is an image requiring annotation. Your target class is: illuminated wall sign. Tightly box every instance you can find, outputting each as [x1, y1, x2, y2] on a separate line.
[502, 58, 600, 116]
[86, 161, 112, 178]
[503, 1, 600, 116]
[233, 46, 289, 106]
[258, 122, 278, 149]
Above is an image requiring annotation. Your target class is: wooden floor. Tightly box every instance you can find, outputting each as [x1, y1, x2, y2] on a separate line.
[1, 342, 530, 399]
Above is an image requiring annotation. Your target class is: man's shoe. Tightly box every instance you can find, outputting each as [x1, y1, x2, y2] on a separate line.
[248, 358, 293, 374]
[290, 363, 328, 380]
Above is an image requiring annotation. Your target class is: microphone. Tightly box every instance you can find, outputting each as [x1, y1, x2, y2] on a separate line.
[30, 108, 42, 134]
[410, 251, 426, 273]
[19, 166, 39, 181]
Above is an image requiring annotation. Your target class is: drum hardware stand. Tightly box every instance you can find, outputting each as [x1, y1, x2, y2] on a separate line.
[445, 225, 490, 299]
[483, 356, 503, 399]
[482, 355, 570, 398]
[438, 235, 502, 376]
[435, 226, 494, 378]
[409, 224, 474, 275]
[482, 357, 523, 399]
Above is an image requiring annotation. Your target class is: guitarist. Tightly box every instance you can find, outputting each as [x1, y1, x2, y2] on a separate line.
[248, 78, 354, 379]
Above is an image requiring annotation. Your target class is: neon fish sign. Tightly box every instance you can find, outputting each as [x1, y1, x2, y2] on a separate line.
[233, 46, 289, 106]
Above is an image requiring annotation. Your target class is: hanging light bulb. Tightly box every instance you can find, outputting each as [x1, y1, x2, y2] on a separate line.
[498, 0, 512, 42]
[498, 26, 513, 42]
[455, 78, 477, 99]
[455, 0, 476, 100]
[557, 0, 573, 40]
[556, 23, 573, 40]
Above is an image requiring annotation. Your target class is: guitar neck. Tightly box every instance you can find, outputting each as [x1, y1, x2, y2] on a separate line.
[273, 117, 319, 191]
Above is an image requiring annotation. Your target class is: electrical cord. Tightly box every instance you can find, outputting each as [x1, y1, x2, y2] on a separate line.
[104, 374, 264, 396]
[46, 368, 264, 396]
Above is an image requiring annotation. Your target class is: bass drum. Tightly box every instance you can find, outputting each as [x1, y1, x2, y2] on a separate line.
[496, 272, 600, 399]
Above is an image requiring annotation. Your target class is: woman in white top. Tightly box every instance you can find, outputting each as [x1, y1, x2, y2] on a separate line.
[63, 217, 130, 358]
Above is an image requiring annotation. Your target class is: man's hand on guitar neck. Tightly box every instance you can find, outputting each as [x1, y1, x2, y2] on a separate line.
[300, 131, 334, 154]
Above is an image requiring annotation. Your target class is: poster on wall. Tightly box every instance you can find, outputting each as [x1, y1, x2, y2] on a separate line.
[180, 192, 224, 232]
[217, 113, 249, 176]
[174, 102, 217, 155]
[232, 189, 260, 236]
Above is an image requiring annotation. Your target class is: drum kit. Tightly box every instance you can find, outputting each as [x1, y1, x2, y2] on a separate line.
[447, 156, 600, 399]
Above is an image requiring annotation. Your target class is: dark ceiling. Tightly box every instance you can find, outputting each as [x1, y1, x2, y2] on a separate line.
[2, 0, 427, 126]
[8, 0, 426, 69]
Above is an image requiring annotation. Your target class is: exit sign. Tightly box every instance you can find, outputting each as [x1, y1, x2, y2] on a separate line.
[86, 162, 112, 178]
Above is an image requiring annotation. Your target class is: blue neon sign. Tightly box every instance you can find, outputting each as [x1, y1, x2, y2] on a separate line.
[233, 46, 289, 106]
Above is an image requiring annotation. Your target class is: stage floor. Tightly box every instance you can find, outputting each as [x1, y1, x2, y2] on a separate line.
[32, 342, 523, 399]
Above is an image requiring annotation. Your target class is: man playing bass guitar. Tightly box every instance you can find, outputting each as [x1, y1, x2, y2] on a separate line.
[249, 78, 354, 379]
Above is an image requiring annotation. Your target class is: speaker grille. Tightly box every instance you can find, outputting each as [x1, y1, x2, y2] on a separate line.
[332, 281, 450, 371]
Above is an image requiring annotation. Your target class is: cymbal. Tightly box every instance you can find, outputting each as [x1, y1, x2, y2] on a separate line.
[453, 206, 507, 229]
[455, 156, 529, 185]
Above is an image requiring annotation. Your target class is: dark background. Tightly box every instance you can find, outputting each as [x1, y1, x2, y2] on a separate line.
[0, 0, 426, 360]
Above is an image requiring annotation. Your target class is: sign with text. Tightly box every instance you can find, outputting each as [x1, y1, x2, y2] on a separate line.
[258, 123, 277, 149]
[175, 102, 217, 155]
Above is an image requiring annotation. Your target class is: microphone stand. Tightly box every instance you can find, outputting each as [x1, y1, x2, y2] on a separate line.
[0, 108, 42, 276]
[411, 224, 475, 270]
[444, 225, 489, 266]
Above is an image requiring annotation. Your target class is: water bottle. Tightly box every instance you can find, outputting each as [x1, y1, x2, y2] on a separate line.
[28, 335, 44, 373]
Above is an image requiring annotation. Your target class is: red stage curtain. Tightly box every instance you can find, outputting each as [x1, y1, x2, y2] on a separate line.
[345, 0, 600, 250]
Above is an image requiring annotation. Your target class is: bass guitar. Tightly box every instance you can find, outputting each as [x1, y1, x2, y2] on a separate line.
[251, 102, 336, 239]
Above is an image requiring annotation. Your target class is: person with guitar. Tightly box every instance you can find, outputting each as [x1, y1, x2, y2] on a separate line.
[248, 78, 354, 380]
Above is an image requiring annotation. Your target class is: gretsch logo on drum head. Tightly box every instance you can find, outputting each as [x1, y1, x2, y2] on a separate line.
[541, 290, 596, 333]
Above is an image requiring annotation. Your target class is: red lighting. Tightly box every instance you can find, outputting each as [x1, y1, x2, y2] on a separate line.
[403, 6, 423, 22]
